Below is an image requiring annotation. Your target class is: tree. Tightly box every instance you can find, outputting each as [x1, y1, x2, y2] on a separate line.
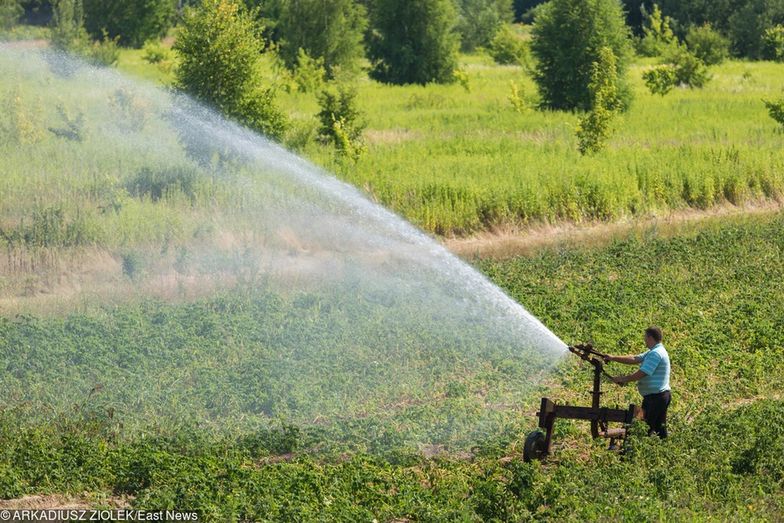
[174, 0, 286, 139]
[456, 0, 512, 52]
[728, 0, 784, 59]
[530, 0, 633, 111]
[637, 4, 676, 56]
[276, 0, 367, 78]
[368, 0, 460, 85]
[50, 0, 88, 52]
[83, 0, 176, 48]
[576, 47, 621, 154]
[685, 23, 730, 65]
[0, 0, 23, 30]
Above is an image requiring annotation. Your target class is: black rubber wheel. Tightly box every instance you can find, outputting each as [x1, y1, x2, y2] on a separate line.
[523, 430, 547, 462]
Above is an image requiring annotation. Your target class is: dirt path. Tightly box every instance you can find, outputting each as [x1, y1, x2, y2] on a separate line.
[444, 200, 784, 260]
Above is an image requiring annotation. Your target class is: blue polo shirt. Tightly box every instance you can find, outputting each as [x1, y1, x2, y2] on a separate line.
[635, 343, 670, 396]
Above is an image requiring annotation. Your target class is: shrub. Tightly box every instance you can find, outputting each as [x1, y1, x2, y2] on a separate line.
[291, 48, 326, 94]
[762, 24, 784, 61]
[49, 102, 87, 141]
[142, 39, 170, 64]
[456, 0, 512, 52]
[317, 84, 366, 161]
[50, 0, 89, 53]
[685, 23, 730, 65]
[126, 167, 199, 203]
[576, 47, 620, 155]
[530, 0, 633, 111]
[174, 0, 286, 140]
[764, 98, 784, 129]
[368, 0, 460, 85]
[487, 24, 528, 65]
[86, 30, 119, 67]
[0, 0, 22, 30]
[508, 80, 527, 113]
[664, 45, 710, 88]
[636, 4, 676, 57]
[642, 64, 677, 95]
[276, 0, 366, 79]
[2, 86, 43, 144]
[728, 0, 784, 59]
[83, 0, 176, 48]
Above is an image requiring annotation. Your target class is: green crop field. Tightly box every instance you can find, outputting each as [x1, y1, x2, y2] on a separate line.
[111, 44, 784, 236]
[0, 212, 782, 519]
[2, 13, 784, 520]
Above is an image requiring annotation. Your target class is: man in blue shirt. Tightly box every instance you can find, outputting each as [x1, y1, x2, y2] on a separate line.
[604, 326, 672, 438]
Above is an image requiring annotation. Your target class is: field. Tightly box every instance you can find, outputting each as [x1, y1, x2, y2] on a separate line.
[110, 43, 784, 236]
[2, 35, 784, 521]
[1, 212, 783, 519]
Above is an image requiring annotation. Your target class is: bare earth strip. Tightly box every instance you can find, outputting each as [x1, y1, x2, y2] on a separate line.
[444, 200, 784, 260]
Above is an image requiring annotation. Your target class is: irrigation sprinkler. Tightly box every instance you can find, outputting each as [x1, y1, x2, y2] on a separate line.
[523, 343, 640, 461]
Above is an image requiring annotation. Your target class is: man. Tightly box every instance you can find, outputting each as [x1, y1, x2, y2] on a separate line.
[604, 326, 671, 438]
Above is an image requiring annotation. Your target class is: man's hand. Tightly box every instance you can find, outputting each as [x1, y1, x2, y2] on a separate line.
[613, 376, 627, 386]
[603, 354, 613, 364]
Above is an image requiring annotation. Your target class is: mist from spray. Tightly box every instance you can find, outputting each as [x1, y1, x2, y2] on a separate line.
[0, 47, 566, 452]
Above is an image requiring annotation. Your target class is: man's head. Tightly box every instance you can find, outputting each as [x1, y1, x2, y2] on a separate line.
[644, 326, 663, 348]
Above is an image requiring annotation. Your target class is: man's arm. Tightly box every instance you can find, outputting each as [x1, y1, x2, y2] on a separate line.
[605, 354, 642, 365]
[614, 369, 647, 385]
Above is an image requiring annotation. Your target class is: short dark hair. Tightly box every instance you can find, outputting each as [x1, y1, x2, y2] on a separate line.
[645, 326, 663, 343]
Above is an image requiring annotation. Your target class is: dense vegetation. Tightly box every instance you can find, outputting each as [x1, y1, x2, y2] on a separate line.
[1, 212, 783, 519]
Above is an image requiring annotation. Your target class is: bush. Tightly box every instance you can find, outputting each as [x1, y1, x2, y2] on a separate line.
[0, 0, 22, 30]
[762, 24, 784, 61]
[487, 24, 528, 65]
[576, 47, 620, 155]
[49, 0, 89, 53]
[291, 48, 326, 93]
[276, 0, 366, 79]
[530, 0, 633, 111]
[368, 0, 460, 85]
[664, 45, 710, 88]
[83, 0, 175, 48]
[142, 39, 170, 64]
[636, 4, 676, 57]
[642, 64, 677, 95]
[685, 23, 730, 65]
[456, 0, 513, 52]
[764, 98, 784, 129]
[317, 84, 366, 161]
[174, 0, 286, 140]
[1, 86, 43, 144]
[728, 0, 784, 59]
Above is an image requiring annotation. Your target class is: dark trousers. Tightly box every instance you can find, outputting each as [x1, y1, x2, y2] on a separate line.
[641, 390, 671, 438]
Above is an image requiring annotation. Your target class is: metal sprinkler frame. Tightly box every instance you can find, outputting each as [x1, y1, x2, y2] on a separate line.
[523, 343, 640, 461]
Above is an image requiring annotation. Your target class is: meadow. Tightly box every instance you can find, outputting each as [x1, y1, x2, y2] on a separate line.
[107, 41, 784, 235]
[0, 211, 782, 520]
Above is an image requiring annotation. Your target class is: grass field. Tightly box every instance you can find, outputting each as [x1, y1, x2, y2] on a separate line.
[1, 211, 782, 519]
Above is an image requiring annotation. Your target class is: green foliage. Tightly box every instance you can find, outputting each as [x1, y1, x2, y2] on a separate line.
[291, 48, 326, 93]
[663, 44, 710, 88]
[317, 84, 366, 161]
[0, 206, 95, 247]
[530, 0, 633, 111]
[456, 0, 513, 52]
[642, 64, 677, 95]
[508, 80, 527, 113]
[685, 23, 730, 65]
[576, 47, 620, 155]
[487, 24, 528, 65]
[762, 24, 784, 61]
[764, 97, 784, 128]
[141, 39, 171, 64]
[126, 166, 199, 203]
[637, 4, 676, 57]
[368, 0, 460, 85]
[0, 0, 22, 30]
[728, 0, 784, 59]
[1, 86, 43, 144]
[2, 216, 784, 518]
[50, 0, 88, 53]
[82, 0, 175, 48]
[174, 0, 286, 140]
[276, 0, 367, 79]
